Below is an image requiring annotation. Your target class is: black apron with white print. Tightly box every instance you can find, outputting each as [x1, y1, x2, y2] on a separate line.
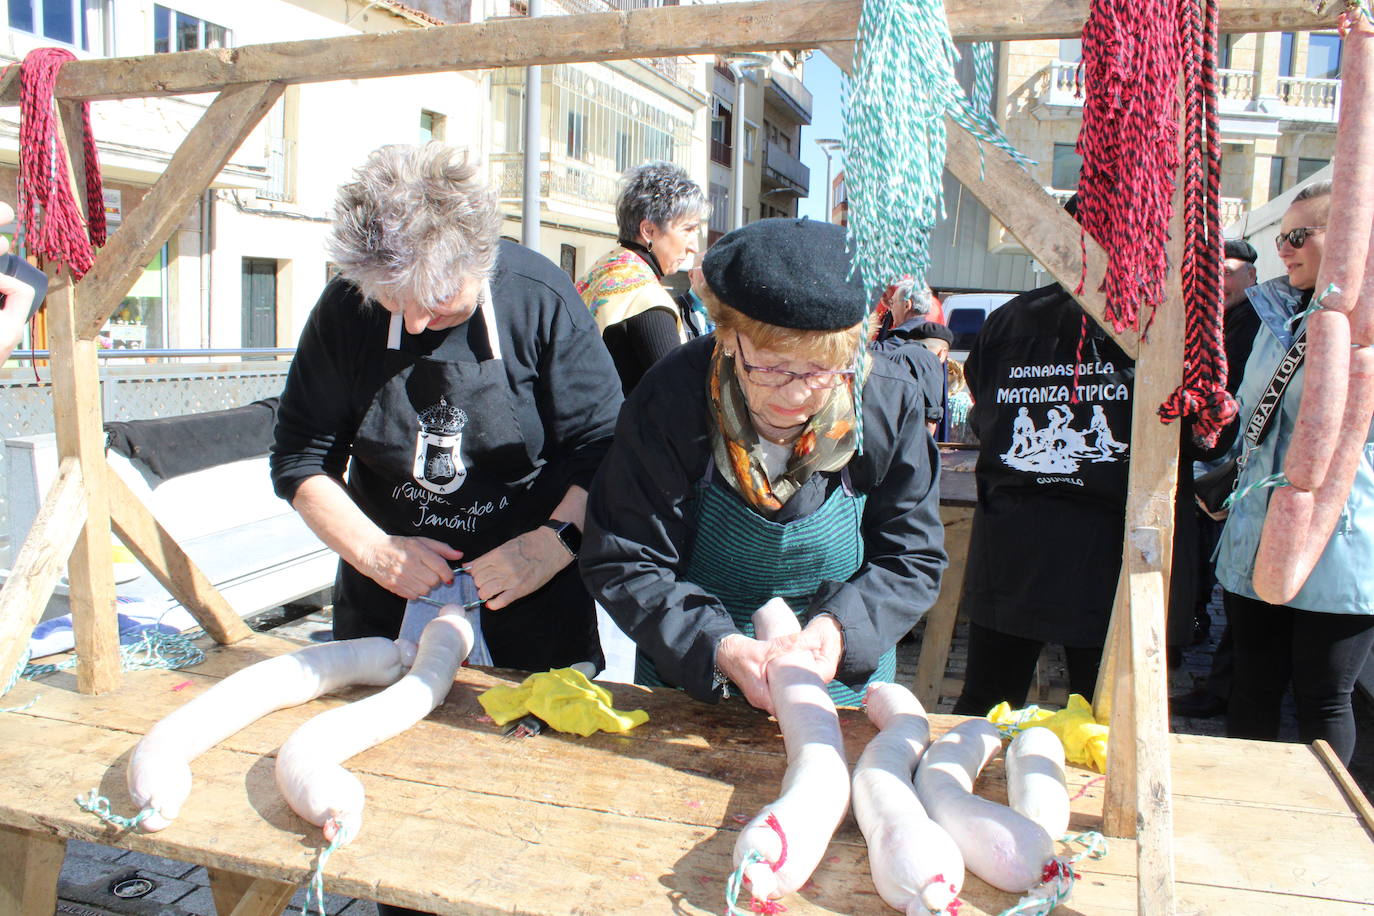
[333, 285, 602, 672]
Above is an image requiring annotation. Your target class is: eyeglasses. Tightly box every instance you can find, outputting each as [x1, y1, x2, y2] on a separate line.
[1275, 226, 1326, 251]
[734, 333, 855, 390]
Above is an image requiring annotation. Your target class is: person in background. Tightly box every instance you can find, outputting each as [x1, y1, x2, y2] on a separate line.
[578, 161, 710, 394]
[871, 277, 946, 436]
[271, 145, 623, 750]
[1173, 238, 1260, 718]
[0, 201, 49, 364]
[1213, 181, 1374, 766]
[581, 218, 946, 712]
[952, 196, 1198, 716]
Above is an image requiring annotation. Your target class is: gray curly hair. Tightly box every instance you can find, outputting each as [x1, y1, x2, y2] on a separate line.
[615, 161, 709, 244]
[328, 143, 502, 310]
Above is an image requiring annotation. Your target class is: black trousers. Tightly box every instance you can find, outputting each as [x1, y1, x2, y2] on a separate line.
[377, 904, 430, 916]
[1224, 590, 1374, 765]
[953, 622, 1104, 716]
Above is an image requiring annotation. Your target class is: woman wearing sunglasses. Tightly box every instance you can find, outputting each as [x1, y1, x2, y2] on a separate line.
[580, 219, 946, 711]
[1213, 180, 1374, 766]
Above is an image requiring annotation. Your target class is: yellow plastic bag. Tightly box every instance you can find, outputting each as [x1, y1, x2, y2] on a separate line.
[987, 694, 1109, 773]
[478, 667, 649, 737]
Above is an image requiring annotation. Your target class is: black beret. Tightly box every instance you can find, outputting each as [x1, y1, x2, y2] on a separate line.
[702, 218, 867, 331]
[1224, 239, 1258, 263]
[911, 320, 954, 345]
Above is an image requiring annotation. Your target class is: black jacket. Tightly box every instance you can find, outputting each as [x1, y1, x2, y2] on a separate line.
[581, 335, 947, 700]
[872, 318, 946, 427]
[960, 282, 1196, 646]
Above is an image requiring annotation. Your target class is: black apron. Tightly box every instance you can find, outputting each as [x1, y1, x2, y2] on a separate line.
[332, 285, 602, 672]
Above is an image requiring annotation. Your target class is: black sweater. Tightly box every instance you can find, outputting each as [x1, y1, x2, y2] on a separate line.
[580, 334, 947, 701]
[271, 239, 624, 555]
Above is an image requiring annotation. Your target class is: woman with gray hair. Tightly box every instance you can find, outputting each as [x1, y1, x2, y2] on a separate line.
[271, 144, 623, 691]
[577, 160, 709, 392]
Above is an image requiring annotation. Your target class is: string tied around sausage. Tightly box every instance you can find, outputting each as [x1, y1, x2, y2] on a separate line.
[1286, 284, 1342, 332]
[305, 819, 355, 916]
[74, 789, 159, 831]
[1223, 471, 1291, 511]
[723, 815, 792, 916]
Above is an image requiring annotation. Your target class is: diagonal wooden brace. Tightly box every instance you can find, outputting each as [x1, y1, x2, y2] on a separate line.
[76, 80, 286, 339]
[107, 470, 252, 645]
[0, 459, 87, 694]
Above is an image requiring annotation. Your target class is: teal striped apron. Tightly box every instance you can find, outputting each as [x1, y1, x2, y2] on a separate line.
[636, 463, 896, 707]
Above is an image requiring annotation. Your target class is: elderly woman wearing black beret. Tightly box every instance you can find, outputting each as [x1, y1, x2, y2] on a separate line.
[581, 218, 947, 710]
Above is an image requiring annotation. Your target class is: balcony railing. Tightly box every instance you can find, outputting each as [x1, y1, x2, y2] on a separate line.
[710, 137, 733, 166]
[260, 136, 294, 202]
[766, 66, 813, 124]
[1217, 68, 1257, 105]
[1039, 60, 1083, 107]
[762, 140, 809, 195]
[491, 153, 620, 210]
[1221, 196, 1247, 227]
[1276, 75, 1341, 119]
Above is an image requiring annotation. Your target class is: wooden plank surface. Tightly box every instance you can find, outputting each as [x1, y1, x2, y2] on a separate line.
[75, 81, 284, 339]
[107, 470, 253, 645]
[0, 0, 1339, 106]
[0, 635, 1370, 914]
[0, 458, 86, 691]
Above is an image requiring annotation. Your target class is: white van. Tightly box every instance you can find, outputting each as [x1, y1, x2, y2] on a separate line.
[943, 292, 1017, 361]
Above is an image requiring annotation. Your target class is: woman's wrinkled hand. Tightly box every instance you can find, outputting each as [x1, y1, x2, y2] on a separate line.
[465, 526, 573, 610]
[357, 534, 461, 600]
[715, 633, 775, 714]
[763, 613, 844, 684]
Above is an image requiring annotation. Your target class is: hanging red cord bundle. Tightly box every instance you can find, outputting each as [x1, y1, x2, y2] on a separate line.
[1074, 0, 1183, 334]
[17, 47, 106, 280]
[1158, 0, 1238, 445]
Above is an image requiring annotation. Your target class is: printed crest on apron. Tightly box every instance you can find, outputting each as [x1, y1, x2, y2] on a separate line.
[413, 398, 469, 494]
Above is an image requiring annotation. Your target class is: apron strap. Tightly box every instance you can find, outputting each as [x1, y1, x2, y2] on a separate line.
[384, 279, 501, 361]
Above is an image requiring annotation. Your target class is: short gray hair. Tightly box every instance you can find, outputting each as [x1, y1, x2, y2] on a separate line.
[328, 143, 502, 309]
[1295, 179, 1333, 203]
[615, 161, 709, 243]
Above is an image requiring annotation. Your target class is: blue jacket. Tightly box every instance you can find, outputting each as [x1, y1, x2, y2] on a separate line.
[1215, 276, 1374, 614]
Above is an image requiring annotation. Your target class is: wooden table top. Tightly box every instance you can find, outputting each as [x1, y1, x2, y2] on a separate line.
[1, 633, 1371, 914]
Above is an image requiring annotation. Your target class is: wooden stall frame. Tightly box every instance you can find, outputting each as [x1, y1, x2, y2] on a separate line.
[0, 1, 1347, 912]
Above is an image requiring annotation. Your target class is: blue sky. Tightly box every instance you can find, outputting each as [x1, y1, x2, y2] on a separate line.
[797, 51, 846, 221]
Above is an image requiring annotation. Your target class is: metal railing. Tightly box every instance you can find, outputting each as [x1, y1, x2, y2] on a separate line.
[261, 136, 295, 202]
[6, 348, 295, 361]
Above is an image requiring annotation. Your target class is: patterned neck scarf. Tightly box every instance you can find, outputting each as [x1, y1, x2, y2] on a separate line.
[707, 338, 861, 517]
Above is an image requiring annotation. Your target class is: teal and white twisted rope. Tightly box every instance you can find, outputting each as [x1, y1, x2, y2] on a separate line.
[844, 0, 1030, 302]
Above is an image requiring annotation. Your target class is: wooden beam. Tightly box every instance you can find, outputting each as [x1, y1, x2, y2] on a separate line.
[944, 121, 1138, 359]
[0, 0, 1339, 106]
[0, 826, 65, 915]
[1125, 561, 1178, 912]
[208, 868, 296, 916]
[0, 459, 88, 693]
[1311, 739, 1374, 835]
[107, 470, 253, 646]
[76, 81, 284, 339]
[45, 106, 122, 694]
[47, 278, 122, 695]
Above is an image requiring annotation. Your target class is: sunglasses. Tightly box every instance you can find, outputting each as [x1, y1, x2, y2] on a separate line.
[1275, 226, 1326, 251]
